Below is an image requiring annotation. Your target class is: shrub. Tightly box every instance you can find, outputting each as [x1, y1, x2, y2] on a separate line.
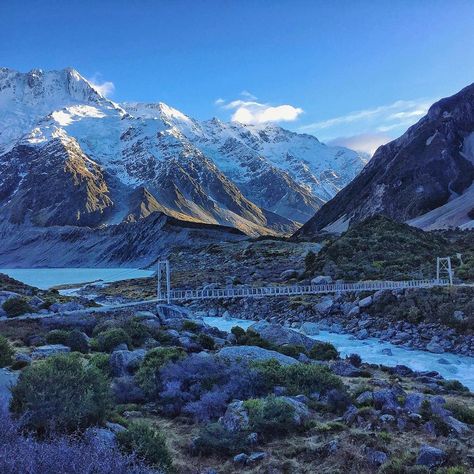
[97, 328, 131, 352]
[444, 401, 474, 424]
[10, 354, 111, 435]
[117, 421, 173, 473]
[46, 329, 70, 345]
[348, 353, 362, 367]
[123, 320, 150, 347]
[305, 250, 316, 272]
[442, 380, 470, 393]
[230, 327, 274, 349]
[244, 396, 299, 437]
[182, 320, 199, 332]
[193, 422, 248, 456]
[89, 353, 112, 377]
[159, 354, 261, 421]
[197, 333, 215, 350]
[66, 330, 90, 353]
[309, 342, 339, 361]
[0, 335, 14, 368]
[0, 410, 155, 474]
[279, 344, 308, 358]
[136, 347, 186, 398]
[3, 297, 33, 317]
[253, 359, 343, 396]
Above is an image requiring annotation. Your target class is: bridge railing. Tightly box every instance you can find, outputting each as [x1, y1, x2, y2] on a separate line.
[157, 278, 450, 302]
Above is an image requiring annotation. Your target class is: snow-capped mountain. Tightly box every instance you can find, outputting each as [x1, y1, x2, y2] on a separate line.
[0, 67, 367, 235]
[296, 83, 474, 237]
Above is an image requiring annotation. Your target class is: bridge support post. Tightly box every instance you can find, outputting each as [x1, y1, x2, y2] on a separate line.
[157, 260, 171, 303]
[437, 256, 453, 285]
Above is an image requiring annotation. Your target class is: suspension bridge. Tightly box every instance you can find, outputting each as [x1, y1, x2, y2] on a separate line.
[155, 259, 453, 303]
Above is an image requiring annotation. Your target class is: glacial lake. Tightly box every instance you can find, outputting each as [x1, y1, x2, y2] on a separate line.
[0, 268, 155, 290]
[204, 316, 474, 391]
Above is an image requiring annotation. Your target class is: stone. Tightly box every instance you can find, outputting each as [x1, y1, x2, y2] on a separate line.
[331, 361, 362, 377]
[222, 310, 232, 320]
[300, 322, 319, 336]
[357, 329, 369, 339]
[84, 427, 116, 449]
[380, 348, 393, 356]
[49, 301, 85, 313]
[248, 452, 267, 463]
[445, 416, 469, 434]
[247, 432, 258, 444]
[142, 319, 161, 331]
[426, 341, 445, 353]
[366, 448, 388, 466]
[453, 310, 465, 322]
[249, 321, 317, 350]
[29, 295, 45, 308]
[379, 414, 395, 423]
[233, 453, 248, 464]
[14, 353, 32, 365]
[356, 391, 374, 405]
[404, 393, 425, 413]
[109, 349, 146, 377]
[315, 297, 334, 314]
[220, 401, 249, 432]
[134, 311, 157, 320]
[416, 445, 446, 469]
[217, 346, 298, 365]
[156, 304, 192, 322]
[31, 344, 70, 359]
[105, 422, 127, 433]
[281, 397, 310, 425]
[311, 275, 333, 285]
[280, 269, 298, 279]
[358, 296, 373, 308]
[111, 376, 146, 404]
[437, 358, 451, 365]
[372, 389, 399, 413]
[348, 306, 360, 317]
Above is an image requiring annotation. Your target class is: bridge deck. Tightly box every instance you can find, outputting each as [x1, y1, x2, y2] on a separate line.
[157, 278, 450, 302]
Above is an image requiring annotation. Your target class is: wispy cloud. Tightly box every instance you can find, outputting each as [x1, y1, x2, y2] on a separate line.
[87, 74, 115, 97]
[298, 98, 434, 155]
[216, 96, 303, 125]
[327, 133, 392, 156]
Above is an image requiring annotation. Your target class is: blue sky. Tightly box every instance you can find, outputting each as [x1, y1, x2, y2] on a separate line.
[1, 0, 474, 154]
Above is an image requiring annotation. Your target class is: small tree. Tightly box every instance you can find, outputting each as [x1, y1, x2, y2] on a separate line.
[2, 297, 33, 317]
[0, 335, 14, 368]
[10, 354, 110, 435]
[305, 251, 317, 272]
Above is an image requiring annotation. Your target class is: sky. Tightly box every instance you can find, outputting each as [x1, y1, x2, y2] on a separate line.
[1, 0, 474, 155]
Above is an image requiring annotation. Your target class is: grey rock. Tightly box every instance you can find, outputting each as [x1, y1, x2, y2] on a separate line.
[404, 393, 424, 413]
[31, 344, 70, 359]
[348, 306, 360, 317]
[156, 304, 192, 322]
[281, 397, 310, 425]
[357, 329, 369, 339]
[249, 321, 317, 350]
[217, 346, 298, 365]
[356, 391, 374, 405]
[311, 275, 333, 285]
[416, 445, 446, 469]
[84, 427, 116, 449]
[29, 295, 45, 308]
[300, 322, 319, 336]
[426, 340, 445, 353]
[105, 422, 127, 433]
[50, 301, 85, 313]
[109, 349, 146, 377]
[358, 296, 372, 308]
[281, 269, 298, 279]
[315, 296, 334, 314]
[380, 348, 393, 356]
[248, 452, 267, 463]
[366, 448, 388, 466]
[373, 389, 399, 413]
[331, 361, 361, 377]
[453, 310, 465, 322]
[445, 415, 470, 434]
[14, 353, 32, 364]
[233, 453, 248, 464]
[220, 401, 249, 432]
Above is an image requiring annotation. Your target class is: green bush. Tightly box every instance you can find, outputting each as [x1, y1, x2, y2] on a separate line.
[445, 401, 474, 424]
[66, 329, 90, 353]
[123, 319, 150, 347]
[0, 335, 14, 368]
[46, 329, 70, 345]
[10, 353, 110, 435]
[2, 297, 33, 317]
[197, 333, 215, 350]
[182, 320, 199, 332]
[252, 359, 344, 395]
[309, 342, 339, 361]
[89, 353, 111, 377]
[193, 422, 248, 456]
[97, 328, 131, 352]
[230, 327, 273, 349]
[136, 347, 187, 398]
[117, 421, 173, 472]
[442, 380, 470, 393]
[244, 396, 299, 437]
[279, 344, 308, 358]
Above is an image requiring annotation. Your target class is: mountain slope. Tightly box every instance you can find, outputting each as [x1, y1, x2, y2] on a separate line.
[296, 83, 474, 237]
[0, 67, 366, 237]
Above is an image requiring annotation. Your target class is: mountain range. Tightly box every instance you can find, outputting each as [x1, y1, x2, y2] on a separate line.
[297, 82, 474, 237]
[0, 67, 367, 237]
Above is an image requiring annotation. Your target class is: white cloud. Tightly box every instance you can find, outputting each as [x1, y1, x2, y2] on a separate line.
[327, 133, 392, 156]
[87, 75, 115, 97]
[298, 98, 434, 145]
[240, 90, 258, 100]
[217, 97, 303, 125]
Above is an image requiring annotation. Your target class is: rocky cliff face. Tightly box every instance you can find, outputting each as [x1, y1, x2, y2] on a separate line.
[296, 83, 474, 237]
[0, 67, 366, 237]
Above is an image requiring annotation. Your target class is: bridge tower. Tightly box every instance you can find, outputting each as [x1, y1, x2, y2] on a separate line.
[436, 257, 453, 285]
[157, 260, 171, 303]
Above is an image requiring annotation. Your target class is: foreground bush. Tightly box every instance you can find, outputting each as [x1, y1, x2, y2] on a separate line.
[253, 359, 343, 395]
[2, 297, 33, 318]
[0, 335, 14, 368]
[244, 396, 299, 437]
[117, 421, 173, 473]
[136, 347, 187, 398]
[123, 320, 151, 347]
[231, 326, 274, 349]
[309, 342, 339, 361]
[10, 354, 110, 435]
[97, 328, 131, 353]
[159, 354, 262, 421]
[46, 329, 70, 345]
[0, 411, 156, 474]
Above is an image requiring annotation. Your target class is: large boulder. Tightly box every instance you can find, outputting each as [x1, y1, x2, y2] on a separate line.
[311, 276, 333, 285]
[358, 296, 373, 308]
[83, 427, 117, 450]
[249, 321, 316, 350]
[220, 400, 249, 432]
[315, 297, 334, 315]
[157, 304, 193, 322]
[300, 322, 319, 336]
[31, 344, 70, 360]
[416, 445, 446, 469]
[109, 349, 146, 377]
[280, 396, 311, 425]
[49, 301, 85, 313]
[217, 346, 298, 365]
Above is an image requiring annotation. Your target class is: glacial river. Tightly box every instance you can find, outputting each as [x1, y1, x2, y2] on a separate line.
[204, 316, 474, 391]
